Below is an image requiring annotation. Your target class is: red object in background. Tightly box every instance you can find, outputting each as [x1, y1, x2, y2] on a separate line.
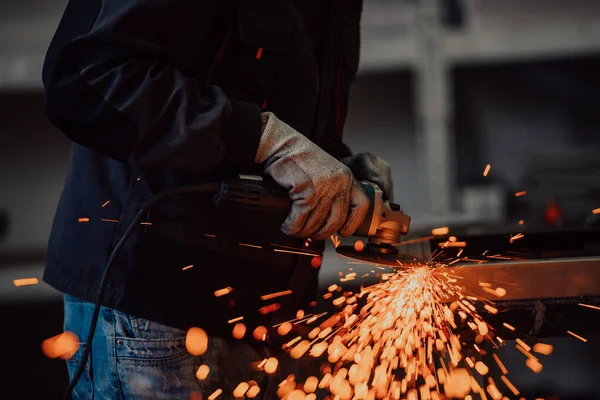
[311, 256, 322, 268]
[544, 198, 565, 226]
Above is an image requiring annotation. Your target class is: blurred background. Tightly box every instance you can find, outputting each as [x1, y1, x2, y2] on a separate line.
[2, 0, 600, 398]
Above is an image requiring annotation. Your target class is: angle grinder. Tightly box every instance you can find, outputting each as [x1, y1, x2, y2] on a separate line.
[213, 176, 419, 267]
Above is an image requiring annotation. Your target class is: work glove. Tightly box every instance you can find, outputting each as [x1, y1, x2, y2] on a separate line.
[341, 152, 394, 202]
[255, 112, 369, 240]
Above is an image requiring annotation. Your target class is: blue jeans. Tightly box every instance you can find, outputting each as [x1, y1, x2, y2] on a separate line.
[64, 295, 322, 399]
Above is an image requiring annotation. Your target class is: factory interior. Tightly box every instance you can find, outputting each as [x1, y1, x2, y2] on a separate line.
[2, 0, 600, 399]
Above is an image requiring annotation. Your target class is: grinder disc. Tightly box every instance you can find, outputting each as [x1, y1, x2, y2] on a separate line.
[336, 245, 425, 268]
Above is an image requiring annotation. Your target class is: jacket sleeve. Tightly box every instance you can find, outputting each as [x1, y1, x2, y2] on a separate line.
[42, 0, 263, 174]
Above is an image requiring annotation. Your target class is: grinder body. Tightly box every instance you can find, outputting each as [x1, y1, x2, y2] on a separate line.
[214, 177, 414, 266]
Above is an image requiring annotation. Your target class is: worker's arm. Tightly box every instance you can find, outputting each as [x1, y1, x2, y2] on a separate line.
[42, 0, 261, 174]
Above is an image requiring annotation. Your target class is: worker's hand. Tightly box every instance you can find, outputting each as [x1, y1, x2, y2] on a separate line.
[255, 112, 369, 239]
[341, 152, 394, 202]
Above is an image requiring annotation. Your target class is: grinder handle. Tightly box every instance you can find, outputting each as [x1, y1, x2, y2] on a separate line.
[214, 178, 376, 217]
[214, 178, 379, 233]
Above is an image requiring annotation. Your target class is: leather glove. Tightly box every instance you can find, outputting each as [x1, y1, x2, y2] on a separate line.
[255, 112, 369, 240]
[341, 152, 394, 202]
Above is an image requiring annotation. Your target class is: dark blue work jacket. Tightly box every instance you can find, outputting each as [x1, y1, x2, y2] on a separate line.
[42, 0, 362, 338]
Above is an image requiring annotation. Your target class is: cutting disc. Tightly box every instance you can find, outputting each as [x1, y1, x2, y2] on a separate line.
[336, 245, 425, 268]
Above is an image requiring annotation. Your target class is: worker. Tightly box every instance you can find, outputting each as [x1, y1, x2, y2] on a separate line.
[42, 0, 393, 398]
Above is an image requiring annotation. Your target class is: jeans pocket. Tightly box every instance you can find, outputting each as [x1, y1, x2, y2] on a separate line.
[116, 336, 191, 367]
[114, 315, 197, 398]
[114, 311, 190, 367]
[128, 315, 188, 339]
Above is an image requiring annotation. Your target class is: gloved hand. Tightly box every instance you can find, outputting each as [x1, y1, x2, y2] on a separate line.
[255, 112, 369, 240]
[341, 152, 394, 202]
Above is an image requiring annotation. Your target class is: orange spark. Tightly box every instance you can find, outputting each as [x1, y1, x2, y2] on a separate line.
[261, 290, 292, 301]
[101, 218, 118, 223]
[518, 220, 524, 225]
[514, 191, 527, 197]
[354, 240, 365, 252]
[203, 233, 216, 238]
[233, 382, 250, 398]
[398, 236, 435, 245]
[264, 357, 279, 374]
[274, 249, 316, 257]
[567, 330, 587, 342]
[509, 233, 524, 243]
[285, 336, 302, 349]
[181, 265, 194, 271]
[78, 218, 89, 223]
[431, 227, 449, 236]
[503, 322, 515, 331]
[208, 389, 222, 400]
[492, 354, 508, 375]
[185, 328, 208, 356]
[258, 303, 281, 315]
[483, 164, 491, 177]
[228, 316, 244, 324]
[195, 365, 209, 380]
[500, 375, 519, 396]
[13, 278, 39, 287]
[579, 303, 600, 311]
[252, 326, 267, 341]
[484, 305, 498, 314]
[101, 200, 110, 207]
[437, 241, 466, 248]
[533, 343, 553, 356]
[593, 208, 600, 215]
[515, 338, 531, 352]
[304, 376, 319, 393]
[330, 235, 341, 248]
[516, 344, 538, 360]
[277, 322, 293, 336]
[475, 361, 489, 375]
[525, 358, 543, 373]
[41, 331, 80, 360]
[246, 385, 260, 398]
[232, 323, 246, 339]
[214, 287, 232, 297]
[239, 243, 262, 249]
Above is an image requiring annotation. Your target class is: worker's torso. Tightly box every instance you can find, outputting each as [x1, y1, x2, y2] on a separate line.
[44, 0, 363, 337]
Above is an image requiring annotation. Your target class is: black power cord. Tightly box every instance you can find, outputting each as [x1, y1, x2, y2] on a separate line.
[63, 183, 220, 400]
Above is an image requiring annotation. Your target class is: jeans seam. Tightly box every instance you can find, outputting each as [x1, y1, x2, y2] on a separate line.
[112, 309, 125, 400]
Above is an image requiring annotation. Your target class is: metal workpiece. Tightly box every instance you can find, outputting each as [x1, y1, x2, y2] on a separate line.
[449, 257, 600, 301]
